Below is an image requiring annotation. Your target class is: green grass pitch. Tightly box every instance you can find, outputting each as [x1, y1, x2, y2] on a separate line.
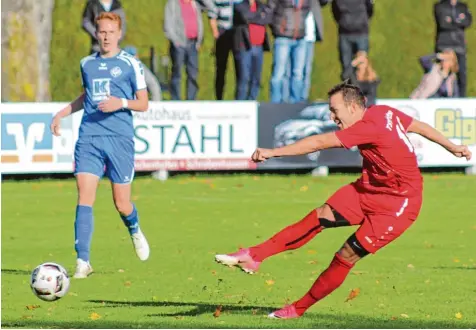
[2, 173, 476, 328]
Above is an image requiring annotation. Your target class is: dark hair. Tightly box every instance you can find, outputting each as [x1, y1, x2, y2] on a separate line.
[327, 80, 366, 109]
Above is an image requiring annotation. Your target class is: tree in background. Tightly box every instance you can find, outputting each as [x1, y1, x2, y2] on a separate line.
[1, 0, 54, 101]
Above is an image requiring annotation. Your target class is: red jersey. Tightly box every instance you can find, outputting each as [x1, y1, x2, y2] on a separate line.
[335, 105, 423, 197]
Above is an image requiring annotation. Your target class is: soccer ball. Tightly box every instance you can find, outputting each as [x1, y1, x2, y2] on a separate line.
[30, 262, 70, 301]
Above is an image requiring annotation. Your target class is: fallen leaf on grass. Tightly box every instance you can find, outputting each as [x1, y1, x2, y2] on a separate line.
[89, 312, 101, 320]
[345, 288, 360, 302]
[453, 258, 460, 263]
[265, 279, 275, 286]
[21, 315, 33, 319]
[352, 271, 366, 275]
[175, 316, 185, 320]
[235, 184, 244, 188]
[213, 305, 223, 318]
[455, 312, 463, 319]
[124, 281, 132, 287]
[211, 270, 217, 275]
[26, 305, 40, 310]
[307, 260, 317, 265]
[118, 269, 125, 273]
[400, 313, 409, 318]
[300, 186, 309, 192]
[307, 250, 317, 255]
[407, 264, 415, 269]
[390, 316, 397, 320]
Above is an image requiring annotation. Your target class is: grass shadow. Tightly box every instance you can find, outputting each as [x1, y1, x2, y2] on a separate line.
[88, 299, 272, 317]
[1, 269, 31, 276]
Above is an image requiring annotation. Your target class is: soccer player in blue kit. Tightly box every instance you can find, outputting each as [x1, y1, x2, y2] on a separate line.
[50, 12, 150, 278]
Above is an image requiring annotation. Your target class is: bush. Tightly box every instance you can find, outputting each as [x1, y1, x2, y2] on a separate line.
[50, 0, 475, 101]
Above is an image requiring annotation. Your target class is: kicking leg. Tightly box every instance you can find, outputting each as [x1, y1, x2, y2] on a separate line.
[215, 204, 350, 274]
[215, 184, 363, 274]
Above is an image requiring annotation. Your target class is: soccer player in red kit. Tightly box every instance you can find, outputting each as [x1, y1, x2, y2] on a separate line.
[215, 81, 472, 319]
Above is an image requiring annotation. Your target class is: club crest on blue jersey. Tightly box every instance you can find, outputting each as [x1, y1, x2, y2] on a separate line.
[110, 66, 122, 78]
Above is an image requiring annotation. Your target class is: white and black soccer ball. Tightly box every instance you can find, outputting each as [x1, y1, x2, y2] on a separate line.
[30, 262, 70, 302]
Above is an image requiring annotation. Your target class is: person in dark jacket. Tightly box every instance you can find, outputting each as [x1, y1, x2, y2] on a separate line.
[267, 0, 326, 104]
[434, 0, 472, 97]
[331, 0, 374, 81]
[82, 0, 126, 54]
[233, 0, 272, 100]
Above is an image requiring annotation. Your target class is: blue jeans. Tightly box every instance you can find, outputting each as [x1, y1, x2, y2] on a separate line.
[283, 41, 315, 102]
[270, 37, 307, 103]
[235, 46, 264, 100]
[338, 34, 369, 80]
[170, 39, 199, 100]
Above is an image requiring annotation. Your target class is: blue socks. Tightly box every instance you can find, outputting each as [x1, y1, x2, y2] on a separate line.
[121, 204, 139, 235]
[74, 205, 93, 262]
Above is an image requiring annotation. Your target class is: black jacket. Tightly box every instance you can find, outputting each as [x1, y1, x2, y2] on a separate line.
[266, 0, 328, 40]
[233, 0, 272, 52]
[82, 0, 127, 52]
[331, 0, 374, 35]
[434, 0, 472, 54]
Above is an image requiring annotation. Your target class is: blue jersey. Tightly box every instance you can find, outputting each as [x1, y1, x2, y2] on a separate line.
[79, 50, 146, 138]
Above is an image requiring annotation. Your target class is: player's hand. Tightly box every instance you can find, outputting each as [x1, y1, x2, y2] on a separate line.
[251, 148, 274, 163]
[450, 145, 472, 161]
[98, 95, 122, 113]
[50, 115, 62, 137]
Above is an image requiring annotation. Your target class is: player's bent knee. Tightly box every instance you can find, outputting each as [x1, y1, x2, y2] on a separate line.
[338, 243, 362, 264]
[114, 199, 132, 216]
[343, 233, 370, 261]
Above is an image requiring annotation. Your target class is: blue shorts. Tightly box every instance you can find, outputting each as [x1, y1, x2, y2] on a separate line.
[74, 136, 135, 184]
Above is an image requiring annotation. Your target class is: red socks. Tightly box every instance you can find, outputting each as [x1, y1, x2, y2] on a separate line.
[249, 210, 322, 262]
[294, 253, 354, 315]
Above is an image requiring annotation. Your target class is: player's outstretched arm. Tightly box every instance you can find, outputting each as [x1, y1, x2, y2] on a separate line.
[50, 93, 85, 136]
[407, 119, 472, 160]
[251, 132, 342, 162]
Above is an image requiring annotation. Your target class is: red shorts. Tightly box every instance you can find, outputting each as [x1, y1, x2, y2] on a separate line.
[326, 183, 422, 254]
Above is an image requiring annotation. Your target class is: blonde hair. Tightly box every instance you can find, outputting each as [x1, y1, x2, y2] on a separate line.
[354, 51, 378, 82]
[441, 49, 459, 73]
[95, 12, 122, 29]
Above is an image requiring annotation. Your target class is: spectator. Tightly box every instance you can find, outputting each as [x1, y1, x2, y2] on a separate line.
[410, 50, 459, 99]
[283, 8, 327, 103]
[343, 51, 380, 106]
[208, 0, 243, 100]
[123, 46, 163, 101]
[331, 0, 374, 81]
[268, 0, 327, 104]
[434, 0, 472, 97]
[233, 0, 272, 100]
[164, 0, 211, 100]
[82, 0, 126, 54]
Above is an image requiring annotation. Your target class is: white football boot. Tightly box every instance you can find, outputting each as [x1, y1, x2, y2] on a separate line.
[131, 228, 150, 261]
[73, 258, 93, 279]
